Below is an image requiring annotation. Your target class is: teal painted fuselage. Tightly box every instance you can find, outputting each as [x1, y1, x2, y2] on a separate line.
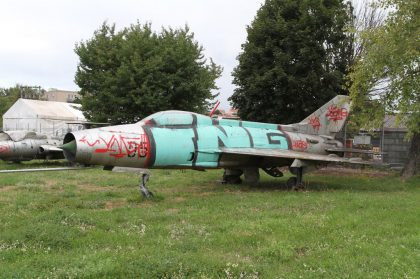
[143, 111, 289, 168]
[64, 111, 291, 169]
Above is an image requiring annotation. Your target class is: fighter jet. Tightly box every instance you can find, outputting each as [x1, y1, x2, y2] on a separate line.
[61, 95, 369, 196]
[0, 130, 64, 162]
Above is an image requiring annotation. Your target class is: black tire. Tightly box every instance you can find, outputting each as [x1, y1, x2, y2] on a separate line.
[286, 177, 297, 189]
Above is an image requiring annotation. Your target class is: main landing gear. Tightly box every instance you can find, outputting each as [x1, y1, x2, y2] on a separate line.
[222, 169, 243, 184]
[222, 168, 260, 184]
[287, 167, 305, 190]
[222, 166, 305, 190]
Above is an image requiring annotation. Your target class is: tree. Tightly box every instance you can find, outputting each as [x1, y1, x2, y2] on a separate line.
[75, 22, 222, 124]
[349, 0, 386, 65]
[229, 0, 353, 124]
[0, 85, 45, 128]
[349, 0, 419, 178]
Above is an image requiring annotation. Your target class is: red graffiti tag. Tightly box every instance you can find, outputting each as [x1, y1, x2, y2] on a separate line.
[79, 136, 101, 147]
[0, 145, 10, 153]
[292, 140, 308, 150]
[79, 134, 149, 159]
[326, 106, 348, 122]
[309, 116, 321, 130]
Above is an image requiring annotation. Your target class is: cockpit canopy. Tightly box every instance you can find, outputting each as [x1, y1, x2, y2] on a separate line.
[140, 111, 212, 127]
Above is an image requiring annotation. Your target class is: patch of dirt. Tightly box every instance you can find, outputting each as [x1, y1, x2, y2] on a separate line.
[104, 199, 126, 210]
[173, 196, 186, 203]
[166, 208, 180, 214]
[162, 185, 218, 198]
[76, 184, 114, 192]
[43, 181, 64, 192]
[313, 167, 393, 178]
[294, 246, 309, 257]
[0, 186, 15, 192]
[194, 191, 214, 197]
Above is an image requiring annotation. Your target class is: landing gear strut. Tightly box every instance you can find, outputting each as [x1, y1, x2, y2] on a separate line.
[287, 167, 305, 190]
[222, 169, 243, 184]
[139, 173, 154, 198]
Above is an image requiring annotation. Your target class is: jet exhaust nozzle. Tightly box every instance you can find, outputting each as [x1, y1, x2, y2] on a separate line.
[62, 133, 77, 162]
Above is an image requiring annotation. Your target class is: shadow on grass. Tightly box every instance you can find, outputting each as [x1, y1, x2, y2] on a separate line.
[126, 193, 165, 204]
[217, 175, 417, 193]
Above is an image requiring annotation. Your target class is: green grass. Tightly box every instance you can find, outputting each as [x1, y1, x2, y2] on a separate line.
[0, 161, 419, 278]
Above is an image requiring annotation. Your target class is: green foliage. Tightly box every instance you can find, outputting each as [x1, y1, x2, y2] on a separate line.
[0, 160, 419, 278]
[230, 0, 353, 124]
[349, 0, 420, 135]
[0, 88, 19, 128]
[75, 22, 222, 124]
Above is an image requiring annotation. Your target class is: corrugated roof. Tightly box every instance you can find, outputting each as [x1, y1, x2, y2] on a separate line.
[383, 115, 407, 131]
[5, 99, 85, 120]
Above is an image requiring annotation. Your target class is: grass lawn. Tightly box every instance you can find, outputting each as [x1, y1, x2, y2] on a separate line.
[0, 161, 419, 278]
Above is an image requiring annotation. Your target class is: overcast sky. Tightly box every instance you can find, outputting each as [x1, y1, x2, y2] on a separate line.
[0, 0, 265, 108]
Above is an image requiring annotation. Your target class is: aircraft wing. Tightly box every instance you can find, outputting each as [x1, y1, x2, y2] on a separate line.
[325, 147, 383, 154]
[220, 148, 371, 165]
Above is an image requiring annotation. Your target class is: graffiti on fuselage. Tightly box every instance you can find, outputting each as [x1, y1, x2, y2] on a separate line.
[78, 134, 149, 159]
[309, 116, 321, 130]
[0, 144, 10, 153]
[292, 140, 308, 150]
[326, 105, 348, 122]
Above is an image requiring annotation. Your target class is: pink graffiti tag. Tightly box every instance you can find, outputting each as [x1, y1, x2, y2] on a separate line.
[309, 116, 321, 130]
[0, 145, 10, 153]
[326, 106, 348, 122]
[79, 134, 149, 159]
[292, 140, 308, 150]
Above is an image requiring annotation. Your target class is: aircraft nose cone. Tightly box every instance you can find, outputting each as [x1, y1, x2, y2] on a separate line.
[61, 140, 76, 155]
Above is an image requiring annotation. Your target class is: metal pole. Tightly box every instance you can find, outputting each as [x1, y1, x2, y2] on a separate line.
[381, 123, 385, 163]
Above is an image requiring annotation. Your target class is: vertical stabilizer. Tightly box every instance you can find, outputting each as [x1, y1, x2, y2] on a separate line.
[298, 95, 351, 137]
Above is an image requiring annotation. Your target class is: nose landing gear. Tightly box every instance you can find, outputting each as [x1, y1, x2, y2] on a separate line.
[139, 172, 154, 198]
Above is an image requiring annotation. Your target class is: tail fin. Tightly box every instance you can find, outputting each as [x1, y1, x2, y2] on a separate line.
[298, 95, 351, 137]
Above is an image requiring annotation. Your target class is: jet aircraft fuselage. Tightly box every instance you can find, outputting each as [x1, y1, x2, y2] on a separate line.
[62, 111, 344, 170]
[0, 131, 63, 162]
[61, 95, 362, 194]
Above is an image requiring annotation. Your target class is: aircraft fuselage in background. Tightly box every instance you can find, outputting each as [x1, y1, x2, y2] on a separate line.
[0, 131, 63, 162]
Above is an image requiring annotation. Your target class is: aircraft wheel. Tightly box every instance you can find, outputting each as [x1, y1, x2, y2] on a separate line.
[222, 175, 242, 184]
[292, 182, 305, 191]
[243, 168, 260, 184]
[222, 169, 243, 184]
[286, 177, 297, 189]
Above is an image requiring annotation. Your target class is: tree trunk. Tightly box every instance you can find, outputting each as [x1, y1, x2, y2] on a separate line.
[401, 132, 420, 179]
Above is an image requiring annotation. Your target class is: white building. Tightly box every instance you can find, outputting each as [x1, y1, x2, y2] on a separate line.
[2, 98, 86, 137]
[42, 89, 80, 103]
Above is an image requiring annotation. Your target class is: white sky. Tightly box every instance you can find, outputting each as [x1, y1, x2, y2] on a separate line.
[0, 0, 265, 109]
